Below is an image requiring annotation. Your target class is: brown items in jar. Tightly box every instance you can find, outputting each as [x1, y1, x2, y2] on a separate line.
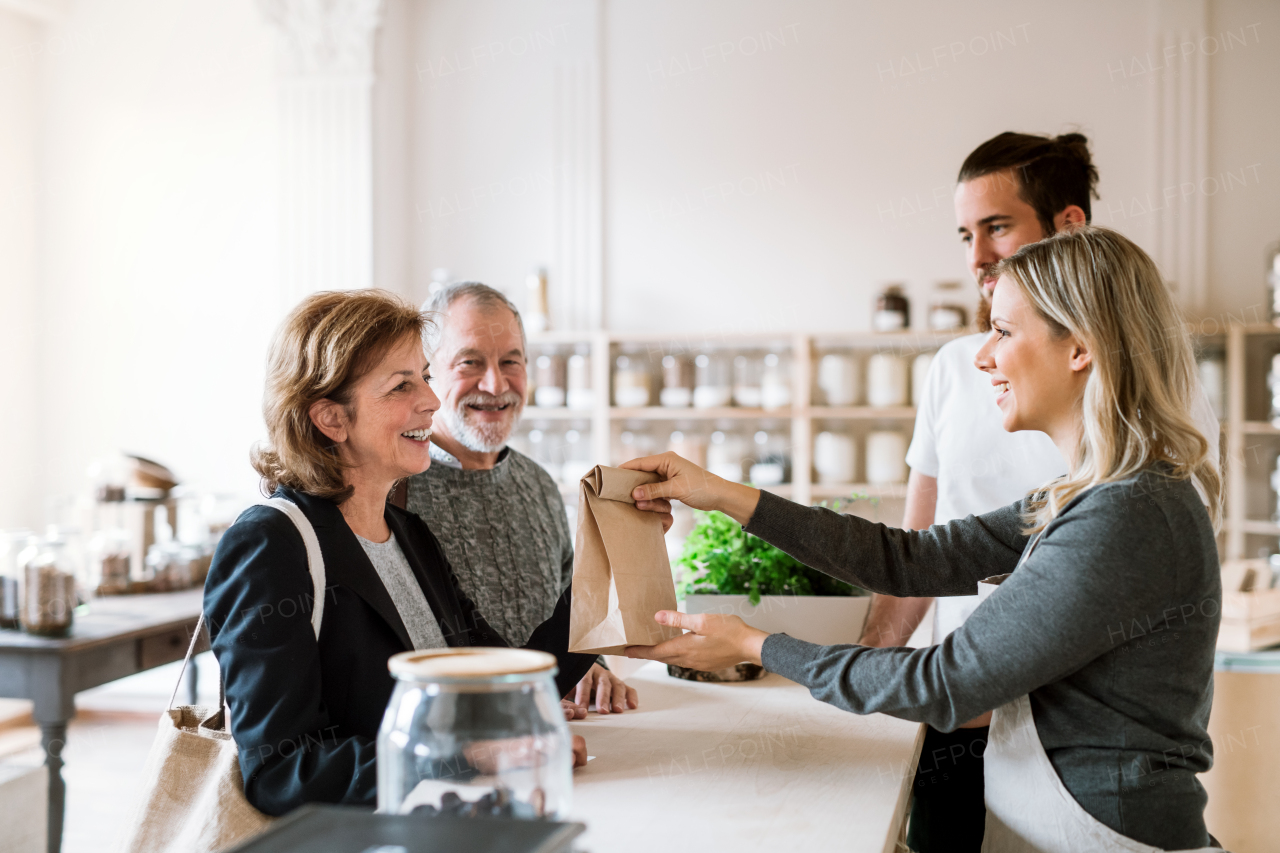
[22, 563, 76, 637]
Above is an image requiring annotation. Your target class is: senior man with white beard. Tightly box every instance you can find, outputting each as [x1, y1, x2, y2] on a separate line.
[392, 282, 656, 714]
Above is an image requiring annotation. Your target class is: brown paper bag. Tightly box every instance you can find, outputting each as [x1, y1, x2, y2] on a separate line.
[569, 465, 682, 655]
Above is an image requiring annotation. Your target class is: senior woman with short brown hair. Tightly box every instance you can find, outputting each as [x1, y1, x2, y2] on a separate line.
[203, 290, 598, 816]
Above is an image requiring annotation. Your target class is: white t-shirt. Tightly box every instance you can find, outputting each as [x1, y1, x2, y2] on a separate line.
[906, 332, 1221, 640]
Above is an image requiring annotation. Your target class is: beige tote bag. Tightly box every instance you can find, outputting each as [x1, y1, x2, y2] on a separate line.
[114, 498, 326, 853]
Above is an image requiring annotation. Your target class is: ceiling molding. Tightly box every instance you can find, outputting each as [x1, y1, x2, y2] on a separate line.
[0, 0, 69, 23]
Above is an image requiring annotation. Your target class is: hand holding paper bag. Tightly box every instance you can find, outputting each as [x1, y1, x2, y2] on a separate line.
[569, 465, 682, 655]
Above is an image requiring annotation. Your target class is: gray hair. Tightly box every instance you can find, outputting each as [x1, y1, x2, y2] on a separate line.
[421, 281, 526, 356]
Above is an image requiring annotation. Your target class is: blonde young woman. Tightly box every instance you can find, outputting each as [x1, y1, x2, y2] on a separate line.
[623, 227, 1223, 852]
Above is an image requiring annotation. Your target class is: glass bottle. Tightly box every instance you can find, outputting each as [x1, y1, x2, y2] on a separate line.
[760, 353, 791, 410]
[732, 354, 764, 408]
[873, 285, 910, 332]
[659, 356, 693, 408]
[566, 345, 593, 410]
[378, 648, 573, 819]
[533, 355, 566, 408]
[692, 354, 732, 409]
[613, 355, 652, 408]
[0, 530, 37, 629]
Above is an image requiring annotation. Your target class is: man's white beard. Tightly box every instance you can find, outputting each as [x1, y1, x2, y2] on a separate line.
[438, 391, 523, 453]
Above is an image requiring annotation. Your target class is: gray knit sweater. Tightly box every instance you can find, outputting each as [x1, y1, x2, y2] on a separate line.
[750, 466, 1218, 850]
[405, 444, 573, 646]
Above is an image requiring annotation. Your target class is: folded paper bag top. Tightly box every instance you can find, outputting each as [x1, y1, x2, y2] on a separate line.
[568, 465, 682, 656]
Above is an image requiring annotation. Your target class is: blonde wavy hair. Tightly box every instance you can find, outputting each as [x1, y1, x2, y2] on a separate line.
[991, 226, 1221, 534]
[252, 290, 432, 503]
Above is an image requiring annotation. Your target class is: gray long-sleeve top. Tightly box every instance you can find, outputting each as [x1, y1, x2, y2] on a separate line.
[750, 465, 1218, 849]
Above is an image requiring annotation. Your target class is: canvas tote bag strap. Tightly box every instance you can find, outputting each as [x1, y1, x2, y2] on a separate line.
[165, 498, 327, 711]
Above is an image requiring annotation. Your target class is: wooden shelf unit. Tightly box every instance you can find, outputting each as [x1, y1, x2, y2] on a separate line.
[1224, 322, 1280, 561]
[522, 329, 969, 507]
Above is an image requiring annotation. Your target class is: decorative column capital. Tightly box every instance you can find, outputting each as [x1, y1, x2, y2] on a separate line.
[257, 0, 384, 78]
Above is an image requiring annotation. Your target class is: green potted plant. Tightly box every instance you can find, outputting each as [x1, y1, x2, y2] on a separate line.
[671, 498, 871, 681]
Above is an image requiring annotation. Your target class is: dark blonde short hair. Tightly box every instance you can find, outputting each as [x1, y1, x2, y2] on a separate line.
[252, 290, 432, 502]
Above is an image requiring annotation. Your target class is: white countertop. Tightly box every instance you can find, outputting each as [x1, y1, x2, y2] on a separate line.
[568, 661, 925, 853]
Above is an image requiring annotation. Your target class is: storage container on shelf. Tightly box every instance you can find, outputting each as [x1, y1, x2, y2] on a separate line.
[866, 353, 910, 407]
[911, 352, 935, 407]
[732, 354, 763, 407]
[817, 352, 860, 406]
[865, 431, 908, 485]
[615, 426, 658, 467]
[533, 355, 566, 408]
[873, 285, 910, 332]
[692, 354, 732, 408]
[814, 431, 856, 485]
[20, 532, 81, 638]
[749, 429, 789, 486]
[707, 430, 749, 483]
[613, 354, 652, 407]
[566, 345, 593, 410]
[659, 355, 693, 408]
[928, 282, 967, 331]
[377, 648, 574, 820]
[668, 430, 707, 468]
[561, 427, 594, 484]
[761, 353, 791, 410]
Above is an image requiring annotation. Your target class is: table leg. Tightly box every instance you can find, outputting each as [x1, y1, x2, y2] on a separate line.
[41, 721, 68, 853]
[187, 655, 200, 706]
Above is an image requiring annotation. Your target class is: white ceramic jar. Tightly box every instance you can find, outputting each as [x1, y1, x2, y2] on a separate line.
[866, 354, 910, 407]
[865, 431, 908, 485]
[814, 431, 856, 484]
[817, 353, 860, 406]
[911, 352, 935, 407]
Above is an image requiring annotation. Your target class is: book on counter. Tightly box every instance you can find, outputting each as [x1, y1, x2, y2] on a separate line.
[224, 805, 585, 853]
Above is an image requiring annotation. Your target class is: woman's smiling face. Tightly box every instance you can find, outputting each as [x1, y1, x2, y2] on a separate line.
[974, 275, 1087, 436]
[324, 334, 441, 485]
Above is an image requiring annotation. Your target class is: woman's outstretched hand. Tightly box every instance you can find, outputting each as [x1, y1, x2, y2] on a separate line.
[620, 452, 762, 525]
[623, 611, 768, 671]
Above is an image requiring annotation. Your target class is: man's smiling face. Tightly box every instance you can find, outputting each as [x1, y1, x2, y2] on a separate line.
[954, 170, 1048, 328]
[430, 297, 527, 454]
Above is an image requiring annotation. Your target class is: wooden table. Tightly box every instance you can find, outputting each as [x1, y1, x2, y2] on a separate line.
[569, 662, 925, 853]
[0, 590, 206, 853]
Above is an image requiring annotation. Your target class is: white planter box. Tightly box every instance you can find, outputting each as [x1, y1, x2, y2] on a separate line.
[683, 594, 871, 646]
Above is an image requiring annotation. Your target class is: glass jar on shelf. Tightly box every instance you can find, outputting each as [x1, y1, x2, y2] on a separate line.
[0, 530, 37, 630]
[928, 282, 967, 331]
[817, 352, 860, 407]
[867, 353, 910, 407]
[533, 355, 566, 408]
[21, 534, 80, 637]
[613, 354, 652, 407]
[377, 648, 574, 820]
[911, 352, 935, 407]
[733, 354, 764, 408]
[814, 431, 857, 485]
[668, 429, 707, 468]
[873, 284, 910, 332]
[692, 354, 732, 409]
[659, 356, 693, 408]
[566, 345, 593, 410]
[761, 353, 791, 410]
[866, 430, 908, 485]
[749, 429, 789, 486]
[615, 426, 658, 466]
[561, 427, 594, 484]
[707, 430, 749, 483]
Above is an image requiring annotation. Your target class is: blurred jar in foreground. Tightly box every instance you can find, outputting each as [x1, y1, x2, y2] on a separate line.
[668, 430, 707, 468]
[561, 428, 594, 484]
[533, 355, 566, 408]
[378, 648, 573, 820]
[692, 354, 732, 408]
[733, 355, 763, 408]
[867, 353, 910, 407]
[761, 353, 792, 410]
[749, 430, 788, 486]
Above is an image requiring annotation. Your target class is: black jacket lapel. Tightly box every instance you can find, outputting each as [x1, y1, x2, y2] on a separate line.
[280, 487, 414, 652]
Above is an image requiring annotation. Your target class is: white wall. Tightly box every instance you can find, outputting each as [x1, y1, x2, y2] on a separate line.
[0, 9, 42, 529]
[409, 0, 1280, 329]
[35, 0, 279, 509]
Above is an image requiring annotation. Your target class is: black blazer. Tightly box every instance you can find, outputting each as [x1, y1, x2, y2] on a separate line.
[202, 486, 595, 816]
